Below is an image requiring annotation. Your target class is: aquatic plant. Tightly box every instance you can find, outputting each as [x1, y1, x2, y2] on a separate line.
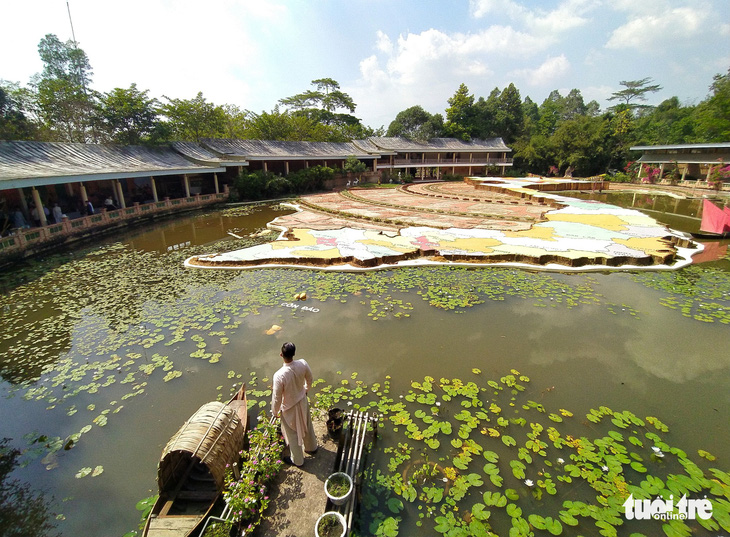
[302, 369, 730, 537]
[222, 410, 283, 535]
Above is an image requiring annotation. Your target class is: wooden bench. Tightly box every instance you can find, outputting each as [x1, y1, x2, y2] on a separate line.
[326, 410, 378, 536]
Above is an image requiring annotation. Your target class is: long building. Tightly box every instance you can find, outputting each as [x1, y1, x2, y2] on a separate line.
[1, 136, 512, 227]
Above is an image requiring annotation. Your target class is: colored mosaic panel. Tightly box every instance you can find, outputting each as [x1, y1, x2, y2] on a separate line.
[186, 178, 696, 271]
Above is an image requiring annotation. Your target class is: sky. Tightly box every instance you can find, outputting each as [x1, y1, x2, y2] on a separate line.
[2, 0, 729, 130]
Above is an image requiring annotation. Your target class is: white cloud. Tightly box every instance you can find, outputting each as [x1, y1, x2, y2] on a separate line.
[470, 0, 596, 34]
[469, 0, 525, 19]
[375, 30, 393, 54]
[606, 6, 708, 49]
[509, 55, 571, 86]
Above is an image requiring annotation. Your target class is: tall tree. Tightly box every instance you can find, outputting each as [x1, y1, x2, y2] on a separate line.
[444, 83, 476, 140]
[97, 84, 159, 145]
[495, 83, 523, 143]
[279, 78, 358, 126]
[607, 77, 662, 111]
[32, 34, 97, 142]
[536, 90, 564, 137]
[160, 92, 227, 141]
[386, 105, 444, 140]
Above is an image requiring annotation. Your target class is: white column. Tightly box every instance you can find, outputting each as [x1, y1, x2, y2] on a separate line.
[32, 187, 48, 227]
[150, 177, 159, 202]
[79, 183, 88, 203]
[116, 180, 126, 209]
[183, 174, 191, 198]
[213, 173, 220, 194]
[17, 188, 29, 216]
[285, 162, 290, 175]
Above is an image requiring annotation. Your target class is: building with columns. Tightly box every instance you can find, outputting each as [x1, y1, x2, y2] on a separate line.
[0, 136, 512, 234]
[630, 142, 730, 182]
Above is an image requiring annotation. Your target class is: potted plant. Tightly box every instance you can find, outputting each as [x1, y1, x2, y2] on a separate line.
[326, 407, 344, 439]
[325, 471, 353, 506]
[315, 511, 346, 537]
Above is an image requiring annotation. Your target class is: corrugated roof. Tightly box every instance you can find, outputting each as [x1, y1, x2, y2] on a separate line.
[201, 138, 376, 160]
[0, 141, 221, 189]
[631, 143, 730, 151]
[366, 137, 511, 152]
[172, 141, 248, 166]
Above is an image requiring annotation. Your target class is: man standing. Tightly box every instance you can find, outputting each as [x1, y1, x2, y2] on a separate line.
[271, 342, 318, 467]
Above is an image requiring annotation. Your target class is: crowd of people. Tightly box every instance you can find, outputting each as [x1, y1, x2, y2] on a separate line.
[0, 185, 159, 238]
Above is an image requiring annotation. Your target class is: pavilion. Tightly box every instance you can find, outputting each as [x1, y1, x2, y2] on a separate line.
[629, 142, 730, 182]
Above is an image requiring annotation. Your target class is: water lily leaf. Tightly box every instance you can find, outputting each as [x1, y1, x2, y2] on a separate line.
[506, 503, 522, 518]
[387, 497, 404, 513]
[483, 491, 507, 507]
[75, 467, 92, 478]
[698, 449, 716, 461]
[471, 503, 490, 521]
[630, 461, 647, 473]
[528, 514, 546, 530]
[483, 450, 498, 463]
[91, 465, 104, 477]
[661, 518, 691, 537]
[502, 435, 516, 447]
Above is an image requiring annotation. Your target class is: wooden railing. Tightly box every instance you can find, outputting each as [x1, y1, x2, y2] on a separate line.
[1, 190, 228, 261]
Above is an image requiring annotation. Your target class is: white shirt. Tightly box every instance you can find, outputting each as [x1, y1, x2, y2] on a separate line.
[271, 359, 312, 417]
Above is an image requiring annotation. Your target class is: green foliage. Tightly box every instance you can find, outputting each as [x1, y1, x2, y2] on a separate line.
[97, 84, 159, 145]
[387, 105, 444, 140]
[343, 156, 367, 174]
[160, 91, 228, 141]
[607, 78, 663, 110]
[234, 166, 333, 200]
[222, 410, 283, 534]
[0, 82, 37, 140]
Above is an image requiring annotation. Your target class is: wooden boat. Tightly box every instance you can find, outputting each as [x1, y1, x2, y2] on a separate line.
[691, 199, 730, 238]
[142, 385, 248, 537]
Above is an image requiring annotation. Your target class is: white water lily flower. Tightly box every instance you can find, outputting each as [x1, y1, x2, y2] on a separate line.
[651, 446, 661, 452]
[524, 479, 534, 487]
[556, 458, 565, 465]
[602, 465, 609, 472]
[435, 402, 441, 407]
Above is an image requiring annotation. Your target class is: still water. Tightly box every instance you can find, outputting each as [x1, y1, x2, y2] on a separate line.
[0, 201, 729, 536]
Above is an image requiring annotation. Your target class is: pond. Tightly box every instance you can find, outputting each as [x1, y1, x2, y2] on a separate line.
[0, 199, 729, 537]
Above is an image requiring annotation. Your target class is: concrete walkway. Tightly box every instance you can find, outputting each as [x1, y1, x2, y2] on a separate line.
[253, 418, 338, 537]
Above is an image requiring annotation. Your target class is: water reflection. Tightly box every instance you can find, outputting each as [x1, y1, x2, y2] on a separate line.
[0, 204, 728, 536]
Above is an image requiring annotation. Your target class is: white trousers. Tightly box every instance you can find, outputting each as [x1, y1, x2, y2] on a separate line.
[281, 396, 318, 466]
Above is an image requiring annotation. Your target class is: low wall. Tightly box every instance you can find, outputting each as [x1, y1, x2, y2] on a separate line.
[0, 191, 228, 265]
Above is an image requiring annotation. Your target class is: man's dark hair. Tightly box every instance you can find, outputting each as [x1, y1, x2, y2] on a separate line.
[281, 342, 296, 360]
